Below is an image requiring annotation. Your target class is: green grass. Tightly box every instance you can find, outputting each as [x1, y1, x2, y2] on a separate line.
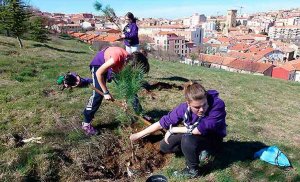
[0, 35, 300, 181]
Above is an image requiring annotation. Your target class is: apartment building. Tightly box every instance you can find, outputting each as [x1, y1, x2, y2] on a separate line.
[183, 13, 207, 28]
[154, 32, 191, 57]
[173, 27, 203, 45]
[52, 24, 83, 33]
[269, 26, 300, 40]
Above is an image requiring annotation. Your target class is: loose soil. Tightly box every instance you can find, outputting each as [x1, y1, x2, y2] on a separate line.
[81, 123, 168, 181]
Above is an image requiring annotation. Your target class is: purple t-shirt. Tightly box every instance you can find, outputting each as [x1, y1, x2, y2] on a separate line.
[159, 90, 227, 138]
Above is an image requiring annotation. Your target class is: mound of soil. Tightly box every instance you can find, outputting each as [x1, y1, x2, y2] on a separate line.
[81, 125, 168, 181]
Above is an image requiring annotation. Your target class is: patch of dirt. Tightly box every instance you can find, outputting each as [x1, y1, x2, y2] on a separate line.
[42, 89, 57, 97]
[0, 133, 25, 148]
[143, 81, 183, 91]
[80, 124, 168, 181]
[141, 81, 183, 100]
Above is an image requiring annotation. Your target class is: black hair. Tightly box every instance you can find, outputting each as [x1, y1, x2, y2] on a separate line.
[128, 51, 150, 74]
[64, 73, 77, 87]
[125, 12, 137, 23]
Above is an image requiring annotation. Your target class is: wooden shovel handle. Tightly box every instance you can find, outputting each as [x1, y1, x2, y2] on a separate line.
[90, 85, 152, 126]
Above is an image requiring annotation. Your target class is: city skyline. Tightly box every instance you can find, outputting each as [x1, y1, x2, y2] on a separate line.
[29, 0, 300, 19]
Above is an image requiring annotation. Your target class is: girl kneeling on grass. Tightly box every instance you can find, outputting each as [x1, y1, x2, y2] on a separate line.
[82, 47, 149, 135]
[130, 81, 227, 178]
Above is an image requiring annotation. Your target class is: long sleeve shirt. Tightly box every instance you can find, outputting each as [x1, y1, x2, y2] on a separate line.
[159, 90, 227, 138]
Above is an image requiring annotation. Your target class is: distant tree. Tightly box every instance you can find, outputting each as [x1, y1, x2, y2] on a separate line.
[196, 44, 209, 54]
[0, 0, 31, 48]
[190, 52, 198, 64]
[0, 0, 11, 35]
[151, 47, 179, 62]
[28, 16, 49, 42]
[139, 35, 153, 52]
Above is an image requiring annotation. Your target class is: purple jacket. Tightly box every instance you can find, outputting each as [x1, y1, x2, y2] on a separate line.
[69, 72, 92, 87]
[123, 22, 139, 46]
[159, 90, 227, 138]
[78, 77, 93, 87]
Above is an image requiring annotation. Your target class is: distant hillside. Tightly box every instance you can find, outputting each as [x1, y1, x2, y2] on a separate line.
[0, 35, 299, 181]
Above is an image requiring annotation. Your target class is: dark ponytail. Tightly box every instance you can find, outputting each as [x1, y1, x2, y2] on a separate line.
[125, 12, 137, 23]
[127, 52, 150, 74]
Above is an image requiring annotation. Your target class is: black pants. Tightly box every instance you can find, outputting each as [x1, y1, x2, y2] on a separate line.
[160, 134, 223, 169]
[83, 66, 104, 123]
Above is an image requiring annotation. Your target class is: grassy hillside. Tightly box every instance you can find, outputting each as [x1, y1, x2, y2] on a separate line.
[0, 35, 299, 181]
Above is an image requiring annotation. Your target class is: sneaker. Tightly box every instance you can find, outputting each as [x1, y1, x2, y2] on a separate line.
[199, 150, 210, 162]
[81, 123, 98, 135]
[173, 166, 199, 178]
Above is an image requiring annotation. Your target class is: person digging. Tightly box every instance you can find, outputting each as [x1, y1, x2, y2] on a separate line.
[130, 81, 227, 178]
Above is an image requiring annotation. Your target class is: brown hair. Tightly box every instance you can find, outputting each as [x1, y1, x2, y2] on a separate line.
[184, 81, 207, 102]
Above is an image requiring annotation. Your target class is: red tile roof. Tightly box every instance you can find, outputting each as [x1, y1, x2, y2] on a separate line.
[72, 32, 85, 38]
[227, 51, 264, 61]
[97, 28, 121, 33]
[217, 37, 230, 43]
[199, 54, 236, 65]
[254, 34, 268, 37]
[229, 43, 250, 52]
[94, 35, 121, 42]
[279, 59, 300, 71]
[157, 31, 177, 36]
[226, 59, 274, 73]
[81, 34, 99, 41]
[256, 48, 275, 55]
[203, 38, 210, 43]
[236, 35, 255, 40]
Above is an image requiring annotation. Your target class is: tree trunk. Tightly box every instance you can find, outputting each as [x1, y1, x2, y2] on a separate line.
[6, 29, 10, 36]
[17, 36, 23, 48]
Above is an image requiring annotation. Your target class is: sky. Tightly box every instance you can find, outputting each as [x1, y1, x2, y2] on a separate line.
[28, 0, 300, 19]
